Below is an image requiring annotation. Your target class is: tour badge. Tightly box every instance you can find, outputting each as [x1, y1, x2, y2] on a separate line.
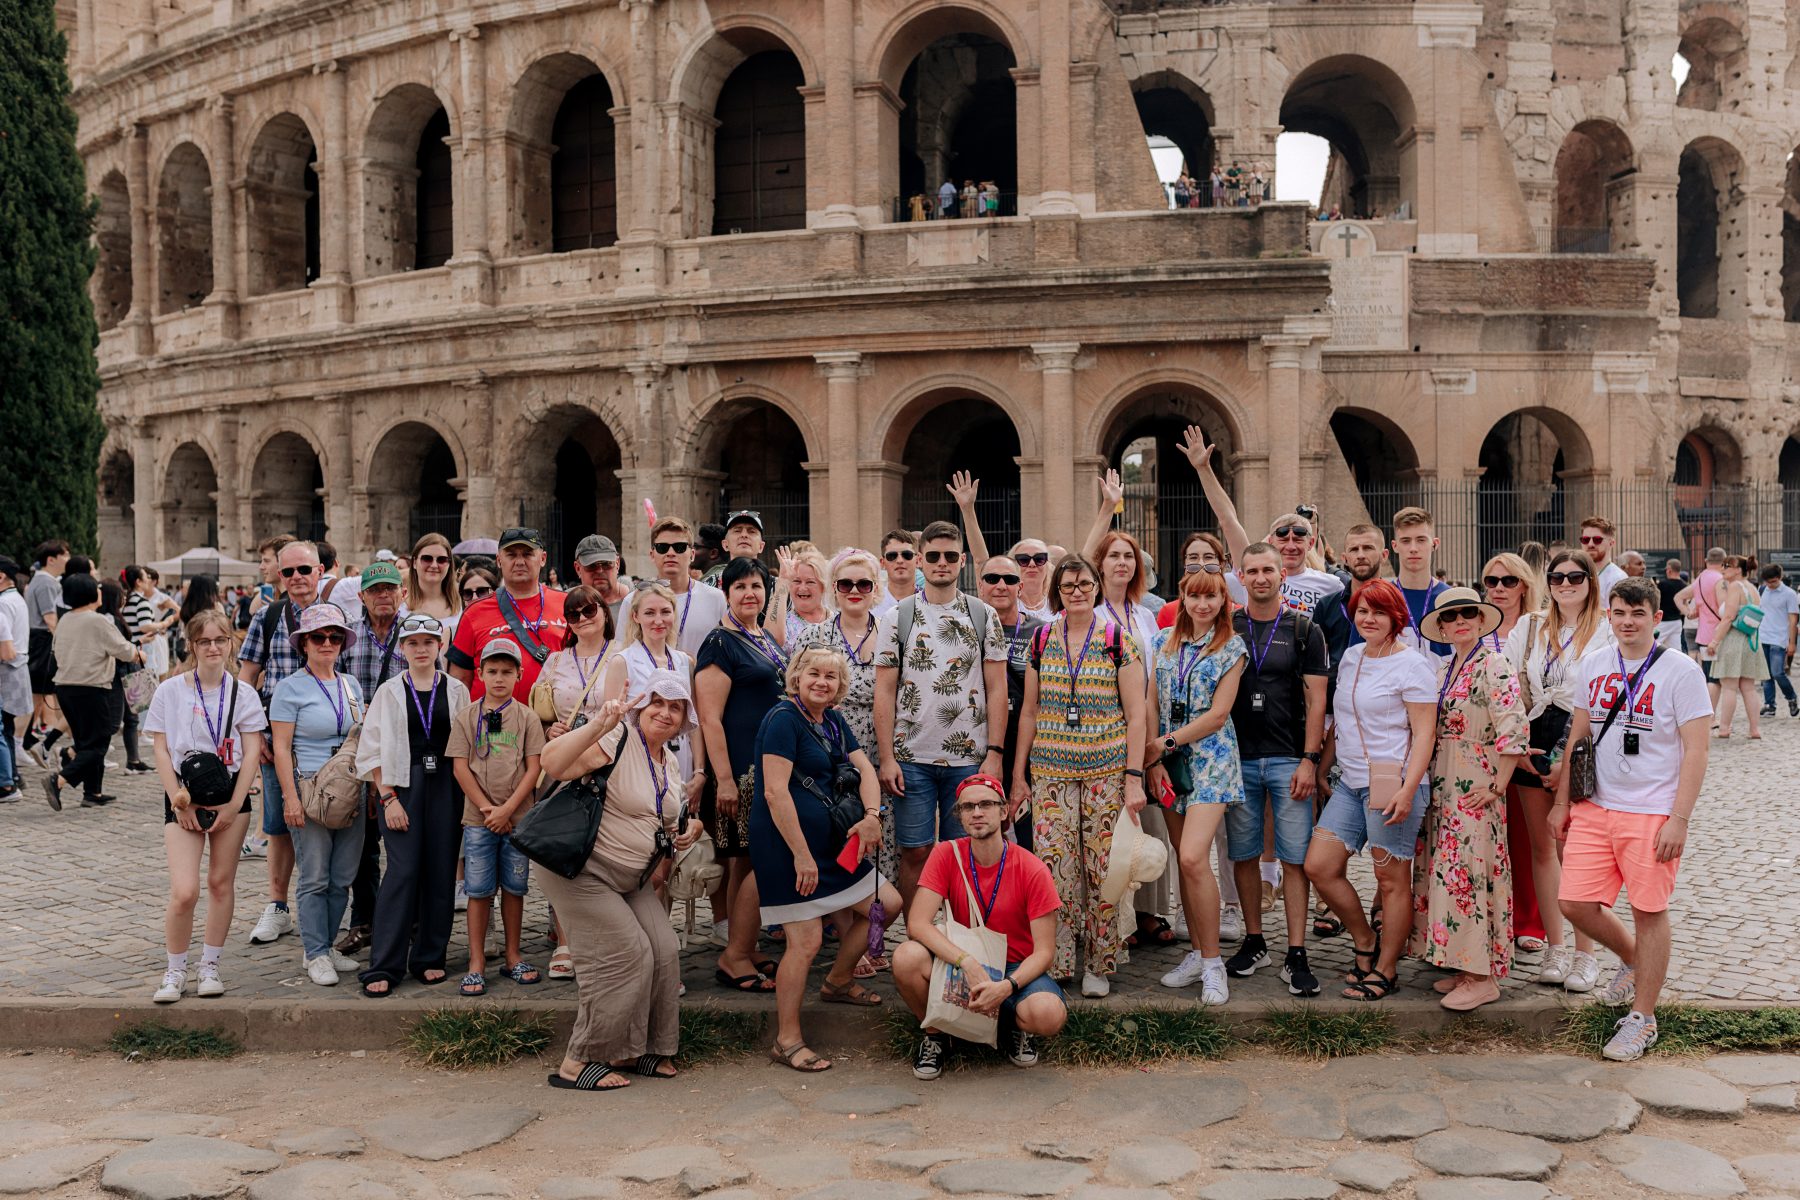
[1622, 731, 1639, 756]
[421, 753, 441, 775]
[1250, 691, 1267, 713]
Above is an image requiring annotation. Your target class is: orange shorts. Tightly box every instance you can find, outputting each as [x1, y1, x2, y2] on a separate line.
[1557, 802, 1682, 913]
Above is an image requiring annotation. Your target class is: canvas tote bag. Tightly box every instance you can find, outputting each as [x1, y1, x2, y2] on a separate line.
[922, 839, 1009, 1047]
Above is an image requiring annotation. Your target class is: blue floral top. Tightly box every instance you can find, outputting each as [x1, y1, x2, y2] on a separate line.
[1150, 628, 1248, 810]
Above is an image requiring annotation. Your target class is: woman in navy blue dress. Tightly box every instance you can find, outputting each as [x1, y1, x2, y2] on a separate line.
[751, 645, 889, 1072]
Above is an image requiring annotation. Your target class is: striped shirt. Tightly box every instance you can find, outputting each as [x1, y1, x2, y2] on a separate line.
[1027, 617, 1140, 781]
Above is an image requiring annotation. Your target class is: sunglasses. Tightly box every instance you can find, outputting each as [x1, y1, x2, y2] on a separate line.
[1440, 606, 1484, 623]
[1295, 504, 1319, 520]
[398, 614, 444, 636]
[1482, 574, 1521, 589]
[835, 578, 876, 595]
[416, 553, 450, 565]
[306, 631, 346, 645]
[1059, 579, 1098, 595]
[1546, 570, 1589, 586]
[982, 572, 1022, 586]
[461, 585, 494, 600]
[923, 550, 961, 564]
[1185, 563, 1224, 575]
[952, 799, 1004, 816]
[1014, 552, 1049, 567]
[280, 564, 316, 578]
[884, 549, 916, 562]
[566, 603, 600, 623]
[1578, 535, 1608, 545]
[652, 541, 690, 555]
[1271, 525, 1312, 540]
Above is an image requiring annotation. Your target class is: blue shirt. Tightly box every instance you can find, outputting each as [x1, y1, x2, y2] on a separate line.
[270, 670, 364, 773]
[1400, 582, 1453, 657]
[1759, 583, 1798, 643]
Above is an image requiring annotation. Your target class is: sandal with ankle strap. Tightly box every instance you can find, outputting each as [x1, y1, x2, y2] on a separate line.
[1343, 936, 1381, 985]
[770, 1041, 832, 1072]
[1343, 970, 1399, 1002]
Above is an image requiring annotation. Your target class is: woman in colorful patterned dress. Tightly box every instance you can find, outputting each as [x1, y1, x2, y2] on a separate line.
[1412, 587, 1528, 1012]
[1010, 554, 1150, 999]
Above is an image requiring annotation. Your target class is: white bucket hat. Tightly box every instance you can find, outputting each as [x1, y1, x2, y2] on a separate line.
[1101, 808, 1169, 906]
[630, 669, 699, 734]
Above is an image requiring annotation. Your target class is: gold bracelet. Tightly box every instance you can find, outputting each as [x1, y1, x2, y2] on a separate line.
[1667, 813, 1690, 823]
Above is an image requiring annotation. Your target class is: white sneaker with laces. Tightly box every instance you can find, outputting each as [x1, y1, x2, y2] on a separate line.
[196, 964, 225, 997]
[306, 956, 340, 986]
[1199, 961, 1230, 1006]
[1603, 1011, 1658, 1062]
[453, 881, 468, 912]
[248, 903, 292, 944]
[1170, 911, 1190, 940]
[153, 969, 185, 1004]
[240, 837, 267, 860]
[329, 950, 359, 973]
[1218, 904, 1245, 944]
[1537, 944, 1573, 984]
[1081, 971, 1111, 998]
[1160, 950, 1207, 989]
[1563, 950, 1601, 993]
[1596, 965, 1637, 1007]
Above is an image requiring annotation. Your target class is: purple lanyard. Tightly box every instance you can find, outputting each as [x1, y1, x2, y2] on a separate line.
[964, 839, 1007, 923]
[365, 620, 397, 677]
[837, 614, 873, 662]
[677, 588, 695, 642]
[1246, 614, 1281, 675]
[1438, 650, 1473, 719]
[502, 587, 546, 635]
[729, 612, 787, 672]
[194, 674, 229, 751]
[574, 640, 610, 688]
[308, 669, 347, 737]
[638, 640, 676, 672]
[1616, 648, 1661, 715]
[1061, 617, 1098, 715]
[1174, 644, 1203, 703]
[1005, 618, 1026, 664]
[641, 731, 668, 821]
[407, 673, 438, 738]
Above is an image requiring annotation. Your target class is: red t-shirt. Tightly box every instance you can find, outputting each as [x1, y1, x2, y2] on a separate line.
[1157, 600, 1179, 629]
[448, 588, 568, 700]
[916, 839, 1061, 966]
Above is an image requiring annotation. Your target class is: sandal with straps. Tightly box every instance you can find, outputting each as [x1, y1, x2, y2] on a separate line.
[1343, 938, 1381, 985]
[820, 980, 883, 1006]
[548, 1063, 629, 1091]
[1343, 970, 1399, 1002]
[769, 1040, 832, 1072]
[627, 1054, 677, 1078]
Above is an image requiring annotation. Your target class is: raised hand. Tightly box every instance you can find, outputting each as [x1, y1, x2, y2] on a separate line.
[1097, 468, 1124, 508]
[1177, 424, 1217, 474]
[948, 470, 980, 508]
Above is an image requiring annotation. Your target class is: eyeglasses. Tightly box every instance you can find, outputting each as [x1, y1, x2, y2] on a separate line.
[307, 631, 346, 645]
[192, 636, 233, 650]
[952, 800, 1004, 816]
[461, 585, 494, 600]
[1578, 535, 1608, 546]
[1440, 606, 1484, 623]
[1059, 579, 1098, 595]
[923, 550, 961, 565]
[566, 603, 600, 623]
[398, 614, 444, 636]
[1272, 525, 1312, 540]
[416, 553, 450, 566]
[982, 573, 1022, 586]
[652, 541, 690, 555]
[280, 564, 316, 578]
[884, 549, 915, 562]
[1014, 552, 1049, 567]
[1184, 563, 1224, 575]
[1546, 570, 1589, 586]
[835, 578, 876, 595]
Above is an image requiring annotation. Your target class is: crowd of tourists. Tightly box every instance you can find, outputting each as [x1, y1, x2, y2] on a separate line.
[3, 429, 1729, 1084]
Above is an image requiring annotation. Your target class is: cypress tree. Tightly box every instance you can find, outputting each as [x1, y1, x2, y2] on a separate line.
[0, 0, 105, 559]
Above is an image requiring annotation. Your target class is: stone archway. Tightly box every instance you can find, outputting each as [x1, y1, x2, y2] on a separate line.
[248, 430, 326, 542]
[156, 142, 213, 313]
[363, 84, 455, 275]
[162, 442, 219, 552]
[1094, 386, 1236, 576]
[1279, 55, 1418, 221]
[93, 170, 132, 331]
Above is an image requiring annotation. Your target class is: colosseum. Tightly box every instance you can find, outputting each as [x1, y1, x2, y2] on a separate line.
[64, 0, 1800, 579]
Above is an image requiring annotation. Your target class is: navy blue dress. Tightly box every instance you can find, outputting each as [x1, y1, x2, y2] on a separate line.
[749, 701, 876, 923]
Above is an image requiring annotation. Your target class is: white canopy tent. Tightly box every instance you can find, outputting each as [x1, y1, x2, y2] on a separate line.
[147, 546, 261, 582]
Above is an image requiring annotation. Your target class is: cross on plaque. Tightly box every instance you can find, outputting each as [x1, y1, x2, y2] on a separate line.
[1331, 223, 1369, 258]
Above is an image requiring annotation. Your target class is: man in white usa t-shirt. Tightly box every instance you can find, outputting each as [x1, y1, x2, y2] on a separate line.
[1553, 577, 1710, 1062]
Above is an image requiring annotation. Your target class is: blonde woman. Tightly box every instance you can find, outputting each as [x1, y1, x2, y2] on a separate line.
[770, 546, 834, 650]
[405, 534, 462, 629]
[1503, 548, 1612, 992]
[601, 581, 697, 783]
[1708, 555, 1768, 738]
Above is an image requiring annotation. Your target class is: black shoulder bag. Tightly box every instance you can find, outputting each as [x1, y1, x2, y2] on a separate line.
[179, 679, 243, 831]
[786, 702, 865, 853]
[510, 750, 620, 879]
[1566, 649, 1658, 801]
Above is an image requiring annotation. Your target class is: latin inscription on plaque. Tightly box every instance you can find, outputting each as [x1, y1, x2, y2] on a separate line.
[1324, 225, 1408, 351]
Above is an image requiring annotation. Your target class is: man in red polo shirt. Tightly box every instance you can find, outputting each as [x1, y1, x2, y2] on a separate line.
[449, 528, 567, 700]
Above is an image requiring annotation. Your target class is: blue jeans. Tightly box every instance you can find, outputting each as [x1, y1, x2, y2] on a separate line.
[1763, 645, 1796, 707]
[0, 711, 14, 790]
[292, 814, 366, 959]
[1315, 779, 1430, 861]
[896, 762, 977, 849]
[260, 761, 290, 836]
[463, 826, 530, 898]
[1227, 756, 1312, 864]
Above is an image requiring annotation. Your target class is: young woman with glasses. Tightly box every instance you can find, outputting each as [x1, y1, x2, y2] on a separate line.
[1503, 547, 1612, 992]
[405, 533, 462, 630]
[542, 585, 621, 740]
[458, 565, 497, 608]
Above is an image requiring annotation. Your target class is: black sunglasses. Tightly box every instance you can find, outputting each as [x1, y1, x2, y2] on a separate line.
[652, 541, 690, 555]
[923, 550, 961, 564]
[461, 585, 494, 599]
[566, 603, 600, 622]
[1546, 570, 1589, 586]
[1271, 525, 1312, 540]
[307, 630, 346, 645]
[1482, 574, 1521, 589]
[280, 564, 316, 577]
[884, 549, 915, 562]
[982, 572, 1021, 586]
[835, 578, 876, 595]
[1013, 552, 1049, 567]
[1439, 606, 1485, 623]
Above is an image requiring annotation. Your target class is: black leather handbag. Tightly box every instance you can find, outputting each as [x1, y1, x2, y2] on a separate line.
[509, 757, 619, 880]
[789, 703, 865, 853]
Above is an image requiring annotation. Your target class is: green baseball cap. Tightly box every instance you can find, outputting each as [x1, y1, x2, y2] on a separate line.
[360, 561, 404, 591]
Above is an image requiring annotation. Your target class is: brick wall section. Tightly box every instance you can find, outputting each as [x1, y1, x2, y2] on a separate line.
[1411, 256, 1656, 313]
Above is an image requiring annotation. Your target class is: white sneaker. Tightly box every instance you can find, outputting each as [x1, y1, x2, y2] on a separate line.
[248, 903, 292, 944]
[453, 881, 468, 912]
[1170, 911, 1190, 940]
[305, 956, 339, 986]
[1081, 971, 1111, 998]
[1602, 1011, 1658, 1062]
[1537, 944, 1573, 984]
[1218, 904, 1245, 944]
[1161, 949, 1207, 989]
[196, 964, 225, 997]
[1596, 965, 1637, 1007]
[329, 950, 359, 973]
[1199, 961, 1230, 1006]
[710, 917, 731, 948]
[240, 837, 267, 860]
[153, 969, 185, 1004]
[1563, 950, 1601, 994]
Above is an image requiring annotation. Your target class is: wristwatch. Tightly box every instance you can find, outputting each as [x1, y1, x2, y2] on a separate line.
[1162, 734, 1179, 752]
[1301, 751, 1323, 764]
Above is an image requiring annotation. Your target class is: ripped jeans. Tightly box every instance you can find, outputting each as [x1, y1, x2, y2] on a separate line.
[1313, 779, 1430, 861]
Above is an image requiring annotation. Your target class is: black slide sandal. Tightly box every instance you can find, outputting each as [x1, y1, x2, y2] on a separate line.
[549, 1064, 627, 1091]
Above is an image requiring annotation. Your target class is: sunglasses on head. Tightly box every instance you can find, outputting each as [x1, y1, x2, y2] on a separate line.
[835, 578, 876, 595]
[398, 614, 444, 636]
[416, 553, 450, 565]
[652, 541, 690, 555]
[982, 572, 1022, 586]
[1014, 552, 1049, 567]
[1482, 574, 1521, 589]
[566, 603, 600, 623]
[1546, 569, 1589, 586]
[923, 550, 961, 564]
[727, 510, 761, 526]
[280, 564, 316, 578]
[884, 549, 915, 562]
[1185, 563, 1224, 575]
[1272, 525, 1312, 540]
[461, 585, 493, 600]
[1440, 606, 1485, 623]
[307, 630, 346, 645]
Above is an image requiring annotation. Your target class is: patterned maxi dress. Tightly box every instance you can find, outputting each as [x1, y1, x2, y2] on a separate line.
[1410, 645, 1529, 978]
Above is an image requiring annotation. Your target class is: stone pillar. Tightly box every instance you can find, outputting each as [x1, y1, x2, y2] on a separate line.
[450, 25, 495, 306]
[326, 396, 355, 550]
[626, 361, 668, 567]
[1033, 0, 1077, 215]
[214, 410, 241, 556]
[1233, 452, 1271, 542]
[854, 82, 903, 225]
[859, 461, 908, 551]
[204, 96, 239, 341]
[457, 375, 495, 538]
[125, 123, 154, 357]
[312, 61, 355, 325]
[75, 0, 95, 78]
[1260, 337, 1308, 528]
[817, 0, 858, 228]
[1010, 70, 1043, 215]
[815, 352, 864, 548]
[625, 0, 661, 241]
[131, 420, 158, 564]
[1031, 343, 1081, 550]
[128, 0, 156, 58]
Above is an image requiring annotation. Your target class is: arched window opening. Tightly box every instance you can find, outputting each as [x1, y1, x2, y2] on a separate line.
[1780, 437, 1800, 547]
[1279, 57, 1416, 222]
[1676, 17, 1749, 113]
[897, 35, 1016, 219]
[1477, 413, 1567, 563]
[713, 51, 808, 235]
[246, 115, 321, 295]
[363, 88, 453, 276]
[551, 75, 620, 252]
[1329, 411, 1420, 524]
[1098, 391, 1231, 578]
[99, 449, 136, 566]
[1552, 121, 1634, 254]
[163, 443, 220, 552]
[1671, 426, 1747, 560]
[713, 402, 810, 550]
[1678, 139, 1746, 319]
[251, 432, 326, 542]
[415, 109, 454, 270]
[156, 144, 213, 313]
[898, 397, 1023, 560]
[94, 170, 133, 330]
[1133, 77, 1214, 207]
[367, 422, 463, 550]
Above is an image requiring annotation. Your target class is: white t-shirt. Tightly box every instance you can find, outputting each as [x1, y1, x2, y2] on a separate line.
[143, 673, 270, 773]
[620, 582, 727, 661]
[1574, 644, 1712, 815]
[1596, 562, 1627, 603]
[0, 589, 31, 716]
[1227, 567, 1345, 619]
[1332, 644, 1438, 788]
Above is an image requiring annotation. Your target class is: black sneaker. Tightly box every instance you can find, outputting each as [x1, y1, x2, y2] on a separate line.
[912, 1032, 950, 1081]
[1760, 705, 1777, 717]
[1281, 947, 1321, 997]
[1789, 699, 1798, 717]
[80, 793, 115, 807]
[41, 775, 61, 812]
[1006, 1029, 1039, 1069]
[125, 760, 153, 774]
[1225, 936, 1270, 978]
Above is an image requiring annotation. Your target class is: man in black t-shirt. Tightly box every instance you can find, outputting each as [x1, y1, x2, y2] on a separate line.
[1216, 544, 1330, 996]
[1655, 558, 1688, 651]
[978, 555, 1046, 845]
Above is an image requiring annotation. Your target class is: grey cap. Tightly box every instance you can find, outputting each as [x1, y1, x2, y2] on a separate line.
[478, 638, 524, 665]
[575, 535, 620, 566]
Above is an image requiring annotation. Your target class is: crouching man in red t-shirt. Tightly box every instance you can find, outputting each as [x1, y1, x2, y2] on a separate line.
[892, 774, 1067, 1079]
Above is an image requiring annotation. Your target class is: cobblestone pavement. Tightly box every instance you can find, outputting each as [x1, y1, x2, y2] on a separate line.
[3, 1047, 1799, 1199]
[1, 712, 1795, 1008]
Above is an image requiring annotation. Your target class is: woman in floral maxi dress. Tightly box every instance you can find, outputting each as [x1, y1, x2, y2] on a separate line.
[1411, 588, 1527, 1012]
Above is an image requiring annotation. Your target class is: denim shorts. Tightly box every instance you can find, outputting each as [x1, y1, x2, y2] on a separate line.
[463, 826, 529, 898]
[895, 762, 977, 849]
[1226, 756, 1314, 864]
[260, 762, 289, 837]
[1314, 778, 1430, 861]
[985, 965, 1066, 1020]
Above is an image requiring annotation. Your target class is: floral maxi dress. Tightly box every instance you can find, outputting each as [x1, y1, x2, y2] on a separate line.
[1410, 645, 1528, 978]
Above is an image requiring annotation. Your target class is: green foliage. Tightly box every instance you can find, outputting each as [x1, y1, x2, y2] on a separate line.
[107, 1022, 243, 1061]
[676, 1005, 765, 1064]
[1254, 1004, 1397, 1059]
[0, 0, 105, 558]
[1562, 1003, 1800, 1057]
[404, 1006, 554, 1070]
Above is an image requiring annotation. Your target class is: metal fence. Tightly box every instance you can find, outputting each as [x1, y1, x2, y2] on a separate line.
[409, 502, 464, 547]
[1118, 482, 1219, 584]
[902, 484, 1020, 588]
[718, 490, 810, 563]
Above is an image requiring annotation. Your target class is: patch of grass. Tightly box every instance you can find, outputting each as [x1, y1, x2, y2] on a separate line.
[1411, 1015, 1548, 1055]
[677, 1006, 765, 1065]
[1253, 1005, 1397, 1059]
[880, 1005, 1233, 1068]
[1562, 1004, 1800, 1057]
[404, 1005, 553, 1070]
[107, 1022, 242, 1061]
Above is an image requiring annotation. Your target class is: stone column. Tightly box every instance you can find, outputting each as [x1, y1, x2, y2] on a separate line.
[815, 352, 864, 548]
[125, 123, 154, 357]
[1033, 0, 1077, 215]
[75, 0, 95, 78]
[626, 361, 668, 566]
[457, 375, 495, 539]
[858, 461, 909, 552]
[312, 61, 355, 325]
[205, 96, 239, 341]
[1031, 343, 1081, 550]
[128, 0, 156, 58]
[625, 0, 660, 241]
[817, 0, 858, 228]
[214, 409, 241, 556]
[450, 25, 495, 306]
[1260, 336, 1308, 529]
[131, 420, 158, 564]
[326, 396, 355, 551]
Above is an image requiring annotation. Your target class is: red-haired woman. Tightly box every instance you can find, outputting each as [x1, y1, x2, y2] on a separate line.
[1146, 565, 1247, 1004]
[1305, 579, 1438, 1001]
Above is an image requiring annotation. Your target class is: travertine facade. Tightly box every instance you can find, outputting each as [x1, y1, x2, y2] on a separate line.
[66, 0, 1800, 577]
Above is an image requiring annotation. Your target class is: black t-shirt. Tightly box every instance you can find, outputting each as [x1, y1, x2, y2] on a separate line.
[1231, 610, 1331, 760]
[405, 678, 453, 762]
[1657, 577, 1686, 623]
[995, 611, 1047, 782]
